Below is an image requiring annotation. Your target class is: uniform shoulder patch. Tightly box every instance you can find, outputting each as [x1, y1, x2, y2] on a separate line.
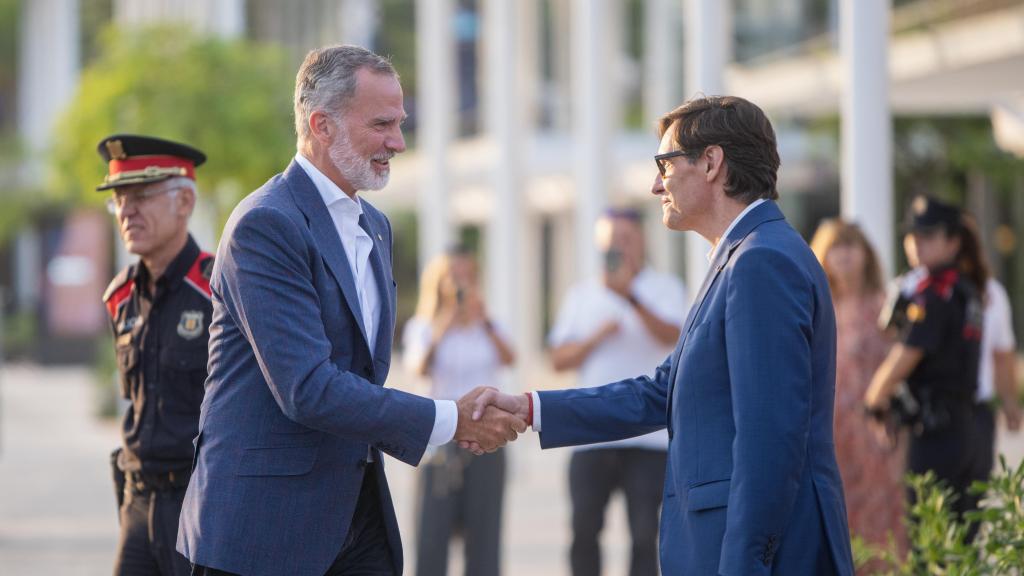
[102, 266, 136, 319]
[184, 252, 214, 300]
[906, 301, 926, 323]
[200, 254, 214, 280]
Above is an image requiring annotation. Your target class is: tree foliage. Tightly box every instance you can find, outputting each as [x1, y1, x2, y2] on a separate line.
[52, 25, 295, 219]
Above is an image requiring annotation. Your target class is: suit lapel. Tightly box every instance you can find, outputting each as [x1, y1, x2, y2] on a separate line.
[359, 211, 394, 362]
[665, 243, 731, 415]
[665, 201, 787, 425]
[284, 161, 371, 348]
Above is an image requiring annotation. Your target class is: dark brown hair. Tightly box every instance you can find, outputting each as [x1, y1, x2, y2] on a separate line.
[657, 95, 780, 204]
[953, 215, 990, 294]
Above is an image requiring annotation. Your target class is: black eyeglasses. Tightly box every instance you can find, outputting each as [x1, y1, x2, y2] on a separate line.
[655, 150, 694, 178]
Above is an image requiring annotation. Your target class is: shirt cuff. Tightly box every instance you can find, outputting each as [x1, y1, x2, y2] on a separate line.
[531, 391, 543, 432]
[428, 399, 458, 446]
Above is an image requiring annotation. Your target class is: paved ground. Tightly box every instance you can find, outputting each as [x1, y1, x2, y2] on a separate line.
[1, 363, 1022, 575]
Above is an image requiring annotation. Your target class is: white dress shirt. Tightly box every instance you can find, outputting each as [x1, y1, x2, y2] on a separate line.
[706, 198, 766, 263]
[533, 200, 763, 433]
[295, 154, 457, 446]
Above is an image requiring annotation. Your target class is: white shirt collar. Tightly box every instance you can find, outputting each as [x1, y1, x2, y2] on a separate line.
[707, 198, 767, 263]
[294, 153, 363, 219]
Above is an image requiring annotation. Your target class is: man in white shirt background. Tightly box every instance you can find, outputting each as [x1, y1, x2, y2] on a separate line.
[547, 208, 687, 576]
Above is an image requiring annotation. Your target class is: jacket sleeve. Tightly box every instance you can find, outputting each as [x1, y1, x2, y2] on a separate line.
[218, 205, 435, 466]
[719, 247, 814, 575]
[537, 354, 672, 449]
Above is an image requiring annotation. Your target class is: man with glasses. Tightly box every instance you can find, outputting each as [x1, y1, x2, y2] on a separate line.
[99, 134, 213, 576]
[468, 96, 855, 575]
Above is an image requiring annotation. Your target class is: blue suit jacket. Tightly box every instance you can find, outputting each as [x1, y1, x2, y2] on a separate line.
[177, 161, 436, 576]
[539, 202, 854, 576]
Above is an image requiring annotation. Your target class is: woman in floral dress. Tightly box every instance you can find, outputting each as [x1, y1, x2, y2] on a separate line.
[811, 220, 907, 566]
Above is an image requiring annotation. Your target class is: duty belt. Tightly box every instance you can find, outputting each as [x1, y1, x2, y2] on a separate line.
[125, 468, 191, 493]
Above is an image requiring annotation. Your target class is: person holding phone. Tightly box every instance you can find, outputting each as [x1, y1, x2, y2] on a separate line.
[403, 245, 515, 576]
[547, 208, 687, 576]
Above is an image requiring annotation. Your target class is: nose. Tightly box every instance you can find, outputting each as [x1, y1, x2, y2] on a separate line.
[387, 125, 406, 154]
[650, 173, 665, 196]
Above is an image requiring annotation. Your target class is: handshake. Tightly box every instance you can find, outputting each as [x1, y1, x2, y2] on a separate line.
[453, 387, 531, 456]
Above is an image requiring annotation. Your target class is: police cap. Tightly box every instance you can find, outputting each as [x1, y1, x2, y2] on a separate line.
[906, 195, 961, 233]
[95, 134, 206, 191]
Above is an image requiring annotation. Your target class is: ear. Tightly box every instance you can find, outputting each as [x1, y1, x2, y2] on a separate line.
[177, 186, 197, 218]
[308, 109, 334, 146]
[704, 145, 725, 183]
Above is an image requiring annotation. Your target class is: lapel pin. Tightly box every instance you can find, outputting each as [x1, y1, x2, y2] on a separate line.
[377, 233, 382, 242]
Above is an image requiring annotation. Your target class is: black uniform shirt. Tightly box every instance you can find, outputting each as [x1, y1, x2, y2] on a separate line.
[103, 235, 213, 474]
[902, 265, 983, 402]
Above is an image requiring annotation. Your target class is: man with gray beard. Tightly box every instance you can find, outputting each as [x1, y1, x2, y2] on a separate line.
[177, 45, 526, 576]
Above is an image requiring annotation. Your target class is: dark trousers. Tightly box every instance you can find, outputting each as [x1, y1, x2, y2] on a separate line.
[415, 445, 506, 576]
[568, 448, 667, 576]
[971, 402, 996, 482]
[114, 485, 191, 576]
[906, 406, 980, 519]
[191, 468, 395, 576]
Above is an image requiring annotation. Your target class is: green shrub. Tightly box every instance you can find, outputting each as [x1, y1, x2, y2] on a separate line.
[854, 457, 1024, 575]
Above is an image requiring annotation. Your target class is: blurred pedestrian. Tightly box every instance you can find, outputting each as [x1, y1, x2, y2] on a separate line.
[881, 220, 1019, 501]
[810, 219, 906, 561]
[403, 246, 515, 576]
[98, 134, 213, 576]
[547, 208, 687, 576]
[969, 221, 1021, 489]
[865, 195, 986, 523]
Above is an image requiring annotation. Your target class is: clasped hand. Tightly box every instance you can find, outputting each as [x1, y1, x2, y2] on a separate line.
[454, 387, 530, 456]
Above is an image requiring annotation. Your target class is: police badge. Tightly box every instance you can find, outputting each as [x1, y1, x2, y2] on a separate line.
[177, 310, 204, 340]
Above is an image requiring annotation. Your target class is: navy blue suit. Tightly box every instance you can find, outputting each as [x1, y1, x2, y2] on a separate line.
[177, 161, 436, 576]
[538, 202, 854, 575]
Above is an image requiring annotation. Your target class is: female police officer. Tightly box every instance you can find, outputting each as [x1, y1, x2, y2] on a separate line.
[864, 195, 987, 522]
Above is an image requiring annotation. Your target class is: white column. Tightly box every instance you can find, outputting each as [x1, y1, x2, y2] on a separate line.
[483, 0, 534, 380]
[840, 0, 893, 276]
[416, 0, 455, 268]
[644, 0, 678, 275]
[339, 0, 380, 48]
[682, 0, 730, 292]
[18, 0, 79, 181]
[644, 0, 677, 127]
[572, 0, 612, 281]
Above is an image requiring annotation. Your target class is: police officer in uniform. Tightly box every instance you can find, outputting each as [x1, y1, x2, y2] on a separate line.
[99, 135, 213, 576]
[865, 195, 986, 522]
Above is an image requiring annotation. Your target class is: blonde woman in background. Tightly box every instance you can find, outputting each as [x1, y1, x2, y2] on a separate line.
[403, 246, 515, 576]
[811, 220, 907, 566]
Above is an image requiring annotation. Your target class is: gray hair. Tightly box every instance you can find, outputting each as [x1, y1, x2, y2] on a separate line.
[293, 45, 396, 151]
[155, 176, 197, 217]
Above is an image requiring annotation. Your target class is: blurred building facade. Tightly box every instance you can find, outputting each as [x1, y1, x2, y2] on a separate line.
[3, 0, 1024, 368]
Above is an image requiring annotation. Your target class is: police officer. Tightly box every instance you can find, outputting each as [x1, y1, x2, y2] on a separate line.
[865, 195, 986, 522]
[99, 135, 213, 576]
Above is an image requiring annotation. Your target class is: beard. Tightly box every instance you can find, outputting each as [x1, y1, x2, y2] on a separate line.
[328, 128, 392, 192]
